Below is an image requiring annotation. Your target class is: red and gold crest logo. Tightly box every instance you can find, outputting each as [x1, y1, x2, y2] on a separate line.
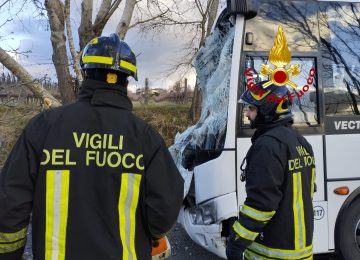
[260, 25, 301, 88]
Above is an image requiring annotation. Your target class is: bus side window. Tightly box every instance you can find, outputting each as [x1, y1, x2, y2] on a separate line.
[319, 2, 360, 116]
[240, 56, 319, 128]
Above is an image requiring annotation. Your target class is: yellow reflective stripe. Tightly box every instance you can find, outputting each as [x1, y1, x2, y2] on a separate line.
[45, 170, 70, 260]
[247, 242, 313, 259]
[119, 174, 129, 260]
[299, 173, 306, 249]
[119, 173, 142, 260]
[120, 60, 137, 73]
[245, 249, 274, 260]
[45, 170, 55, 260]
[311, 168, 315, 199]
[0, 226, 27, 243]
[0, 238, 26, 253]
[88, 38, 98, 45]
[82, 55, 113, 65]
[293, 172, 306, 250]
[233, 221, 259, 241]
[129, 174, 141, 259]
[293, 172, 300, 249]
[250, 90, 271, 101]
[240, 204, 275, 222]
[59, 171, 70, 260]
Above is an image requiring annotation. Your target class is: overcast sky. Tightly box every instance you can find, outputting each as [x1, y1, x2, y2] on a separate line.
[0, 0, 227, 92]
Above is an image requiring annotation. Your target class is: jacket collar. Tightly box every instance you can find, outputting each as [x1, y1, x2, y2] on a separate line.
[251, 118, 293, 143]
[78, 79, 133, 111]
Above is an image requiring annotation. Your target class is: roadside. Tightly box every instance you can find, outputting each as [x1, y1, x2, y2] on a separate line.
[168, 223, 223, 260]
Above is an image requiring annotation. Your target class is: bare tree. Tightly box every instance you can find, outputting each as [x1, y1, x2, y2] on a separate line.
[45, 0, 75, 104]
[191, 0, 219, 122]
[0, 0, 60, 108]
[137, 0, 219, 121]
[0, 47, 61, 108]
[117, 0, 137, 39]
[65, 0, 83, 85]
[1, 0, 182, 105]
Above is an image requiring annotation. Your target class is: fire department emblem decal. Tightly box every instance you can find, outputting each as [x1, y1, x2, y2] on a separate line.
[260, 25, 301, 89]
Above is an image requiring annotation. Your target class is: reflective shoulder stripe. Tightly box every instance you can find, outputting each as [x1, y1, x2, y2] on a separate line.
[233, 221, 259, 242]
[293, 172, 306, 250]
[0, 226, 27, 243]
[311, 168, 316, 199]
[0, 238, 26, 253]
[82, 55, 113, 65]
[247, 242, 313, 259]
[120, 60, 137, 73]
[240, 204, 275, 222]
[119, 173, 142, 260]
[244, 249, 274, 260]
[45, 170, 70, 260]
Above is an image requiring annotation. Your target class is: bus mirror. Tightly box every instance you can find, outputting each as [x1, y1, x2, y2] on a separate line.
[226, 0, 258, 20]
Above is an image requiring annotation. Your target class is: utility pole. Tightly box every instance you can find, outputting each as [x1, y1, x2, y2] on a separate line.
[144, 78, 150, 105]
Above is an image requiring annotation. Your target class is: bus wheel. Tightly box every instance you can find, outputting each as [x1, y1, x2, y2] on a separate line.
[336, 200, 360, 260]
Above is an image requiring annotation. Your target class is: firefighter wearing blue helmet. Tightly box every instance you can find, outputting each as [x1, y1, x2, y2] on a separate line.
[226, 81, 316, 260]
[0, 34, 184, 260]
[80, 33, 138, 82]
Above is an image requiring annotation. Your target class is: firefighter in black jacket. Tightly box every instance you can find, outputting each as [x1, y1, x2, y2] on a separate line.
[226, 82, 315, 260]
[0, 34, 184, 260]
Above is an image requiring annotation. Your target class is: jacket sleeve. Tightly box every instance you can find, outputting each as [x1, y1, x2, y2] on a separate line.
[0, 114, 46, 260]
[233, 136, 287, 249]
[142, 126, 184, 239]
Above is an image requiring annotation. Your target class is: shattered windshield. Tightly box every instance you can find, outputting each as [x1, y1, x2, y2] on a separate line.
[169, 14, 234, 196]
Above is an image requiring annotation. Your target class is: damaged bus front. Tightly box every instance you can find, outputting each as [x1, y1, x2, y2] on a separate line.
[170, 0, 360, 259]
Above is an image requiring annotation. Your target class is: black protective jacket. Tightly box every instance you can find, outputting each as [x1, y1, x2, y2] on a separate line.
[0, 79, 184, 260]
[235, 123, 315, 259]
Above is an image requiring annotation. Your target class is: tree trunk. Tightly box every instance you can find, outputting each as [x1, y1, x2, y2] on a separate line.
[189, 81, 202, 123]
[0, 47, 61, 108]
[78, 0, 94, 50]
[45, 0, 76, 104]
[189, 0, 219, 122]
[65, 0, 83, 88]
[116, 0, 136, 39]
[206, 0, 219, 37]
[78, 0, 124, 48]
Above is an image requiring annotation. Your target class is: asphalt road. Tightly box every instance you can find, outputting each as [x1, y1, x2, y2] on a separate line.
[22, 223, 221, 260]
[168, 223, 223, 260]
[23, 223, 337, 260]
[167, 223, 338, 260]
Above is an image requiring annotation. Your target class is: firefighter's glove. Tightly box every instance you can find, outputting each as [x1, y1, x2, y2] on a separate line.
[226, 221, 246, 260]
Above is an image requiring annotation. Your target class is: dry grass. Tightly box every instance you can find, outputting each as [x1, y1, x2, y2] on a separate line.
[0, 102, 192, 168]
[0, 105, 41, 167]
[133, 101, 192, 147]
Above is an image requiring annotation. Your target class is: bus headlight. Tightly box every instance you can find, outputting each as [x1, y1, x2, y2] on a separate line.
[189, 202, 217, 225]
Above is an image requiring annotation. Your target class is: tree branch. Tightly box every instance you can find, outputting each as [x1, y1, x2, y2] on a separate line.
[65, 0, 83, 84]
[116, 0, 136, 39]
[0, 47, 61, 108]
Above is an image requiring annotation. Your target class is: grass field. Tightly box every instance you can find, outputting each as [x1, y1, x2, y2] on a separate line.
[133, 101, 192, 146]
[0, 102, 192, 168]
[0, 105, 41, 167]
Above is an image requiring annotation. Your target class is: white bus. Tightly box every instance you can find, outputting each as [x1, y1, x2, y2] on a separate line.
[174, 0, 360, 259]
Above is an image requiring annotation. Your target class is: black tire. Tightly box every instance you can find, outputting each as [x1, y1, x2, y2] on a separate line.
[336, 199, 360, 260]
